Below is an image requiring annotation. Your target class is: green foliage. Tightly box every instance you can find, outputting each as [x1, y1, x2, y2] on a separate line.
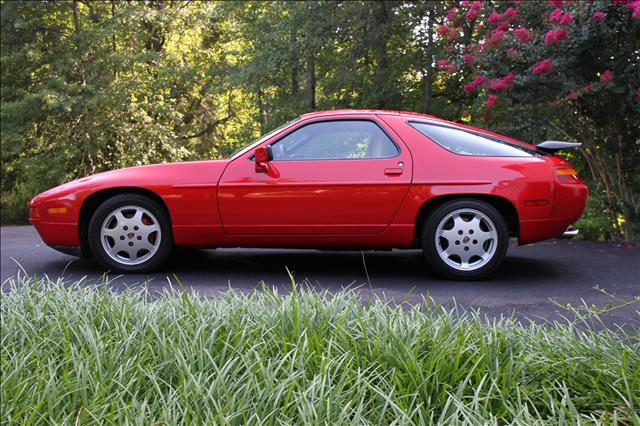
[439, 0, 640, 240]
[574, 192, 620, 240]
[1, 1, 638, 239]
[1, 275, 639, 424]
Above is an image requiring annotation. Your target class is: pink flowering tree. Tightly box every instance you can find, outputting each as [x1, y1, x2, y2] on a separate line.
[435, 0, 640, 239]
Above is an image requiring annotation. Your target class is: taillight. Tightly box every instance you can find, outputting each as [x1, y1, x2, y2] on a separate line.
[554, 166, 582, 184]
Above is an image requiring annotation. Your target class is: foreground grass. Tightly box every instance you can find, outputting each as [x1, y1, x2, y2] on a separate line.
[1, 276, 638, 425]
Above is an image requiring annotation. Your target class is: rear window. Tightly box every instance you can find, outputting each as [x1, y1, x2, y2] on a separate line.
[410, 122, 543, 157]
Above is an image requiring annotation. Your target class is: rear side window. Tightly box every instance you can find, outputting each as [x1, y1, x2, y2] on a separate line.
[270, 120, 399, 160]
[410, 122, 539, 157]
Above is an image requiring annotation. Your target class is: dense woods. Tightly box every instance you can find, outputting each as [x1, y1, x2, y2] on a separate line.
[1, 0, 639, 239]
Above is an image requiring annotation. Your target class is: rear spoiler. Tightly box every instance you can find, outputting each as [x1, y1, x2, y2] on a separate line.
[536, 140, 582, 154]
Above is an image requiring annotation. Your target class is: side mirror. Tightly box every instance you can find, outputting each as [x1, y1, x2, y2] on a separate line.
[255, 145, 273, 173]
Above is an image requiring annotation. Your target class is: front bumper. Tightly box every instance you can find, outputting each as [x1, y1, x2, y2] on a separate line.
[30, 220, 81, 246]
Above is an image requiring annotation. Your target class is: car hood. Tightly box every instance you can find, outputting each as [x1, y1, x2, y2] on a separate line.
[31, 160, 230, 204]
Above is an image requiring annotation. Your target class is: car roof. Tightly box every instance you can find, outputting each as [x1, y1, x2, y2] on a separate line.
[300, 109, 437, 120]
[299, 109, 461, 127]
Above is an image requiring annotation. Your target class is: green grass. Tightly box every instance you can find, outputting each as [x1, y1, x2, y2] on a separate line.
[1, 276, 638, 425]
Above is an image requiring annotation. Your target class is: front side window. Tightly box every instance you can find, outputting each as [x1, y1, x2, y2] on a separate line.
[410, 122, 540, 157]
[270, 120, 399, 160]
[230, 117, 301, 160]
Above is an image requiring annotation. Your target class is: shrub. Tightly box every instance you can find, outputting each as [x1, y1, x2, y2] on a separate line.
[1, 276, 638, 424]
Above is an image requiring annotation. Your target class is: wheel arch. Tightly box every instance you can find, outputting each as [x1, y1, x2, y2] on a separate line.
[78, 187, 171, 256]
[413, 194, 519, 246]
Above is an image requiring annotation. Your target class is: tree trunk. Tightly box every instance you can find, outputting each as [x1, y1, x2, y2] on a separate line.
[257, 90, 266, 134]
[422, 5, 434, 114]
[72, 1, 80, 37]
[111, 0, 117, 78]
[291, 64, 299, 98]
[306, 54, 316, 111]
[371, 1, 393, 109]
[291, 30, 299, 98]
[71, 1, 85, 85]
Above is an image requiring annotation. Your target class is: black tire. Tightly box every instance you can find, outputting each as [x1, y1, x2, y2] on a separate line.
[422, 199, 508, 280]
[88, 194, 173, 273]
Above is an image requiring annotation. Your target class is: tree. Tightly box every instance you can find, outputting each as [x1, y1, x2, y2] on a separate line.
[434, 0, 640, 239]
[1, 0, 638, 240]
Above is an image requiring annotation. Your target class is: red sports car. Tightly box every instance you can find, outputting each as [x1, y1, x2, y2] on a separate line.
[29, 110, 587, 279]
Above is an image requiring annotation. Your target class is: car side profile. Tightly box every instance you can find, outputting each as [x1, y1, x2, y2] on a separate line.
[29, 110, 588, 279]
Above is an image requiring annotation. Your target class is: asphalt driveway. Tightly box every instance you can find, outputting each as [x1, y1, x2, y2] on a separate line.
[2, 225, 638, 328]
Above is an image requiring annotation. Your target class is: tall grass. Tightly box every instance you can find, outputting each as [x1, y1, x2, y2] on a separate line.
[1, 275, 638, 425]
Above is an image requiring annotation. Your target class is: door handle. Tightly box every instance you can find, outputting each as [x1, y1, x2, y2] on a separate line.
[384, 168, 403, 176]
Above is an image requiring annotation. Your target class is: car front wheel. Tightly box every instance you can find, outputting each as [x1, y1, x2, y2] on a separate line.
[422, 199, 508, 280]
[88, 194, 173, 273]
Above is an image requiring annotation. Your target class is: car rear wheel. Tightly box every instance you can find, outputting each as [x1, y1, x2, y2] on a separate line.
[88, 194, 173, 273]
[422, 199, 508, 280]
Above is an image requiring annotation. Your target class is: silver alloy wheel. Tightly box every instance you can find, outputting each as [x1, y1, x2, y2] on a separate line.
[434, 208, 498, 271]
[100, 205, 161, 266]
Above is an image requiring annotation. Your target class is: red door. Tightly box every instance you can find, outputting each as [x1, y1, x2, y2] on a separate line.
[218, 116, 413, 235]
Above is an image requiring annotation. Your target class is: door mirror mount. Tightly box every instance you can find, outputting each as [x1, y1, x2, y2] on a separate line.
[255, 146, 273, 173]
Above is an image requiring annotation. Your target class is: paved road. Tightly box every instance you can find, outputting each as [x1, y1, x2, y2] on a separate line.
[2, 226, 639, 328]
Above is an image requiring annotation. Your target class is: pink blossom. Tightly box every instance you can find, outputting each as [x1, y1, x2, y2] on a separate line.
[470, 75, 485, 86]
[489, 73, 515, 91]
[599, 70, 614, 83]
[583, 83, 594, 94]
[436, 59, 449, 69]
[631, 1, 640, 18]
[448, 29, 459, 40]
[567, 90, 578, 100]
[497, 20, 509, 31]
[503, 7, 518, 22]
[506, 48, 519, 59]
[550, 8, 563, 22]
[466, 9, 478, 20]
[445, 44, 455, 53]
[447, 8, 459, 21]
[486, 95, 498, 107]
[470, 0, 482, 11]
[533, 59, 555, 74]
[513, 27, 532, 44]
[559, 12, 573, 25]
[489, 79, 507, 92]
[464, 53, 474, 65]
[464, 74, 486, 93]
[544, 28, 568, 44]
[488, 11, 502, 24]
[460, 0, 470, 7]
[548, 0, 562, 6]
[592, 11, 606, 21]
[437, 25, 449, 36]
[436, 59, 457, 73]
[488, 29, 506, 46]
[502, 72, 515, 85]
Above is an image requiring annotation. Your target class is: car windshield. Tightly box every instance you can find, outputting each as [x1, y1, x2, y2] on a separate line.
[229, 117, 301, 160]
